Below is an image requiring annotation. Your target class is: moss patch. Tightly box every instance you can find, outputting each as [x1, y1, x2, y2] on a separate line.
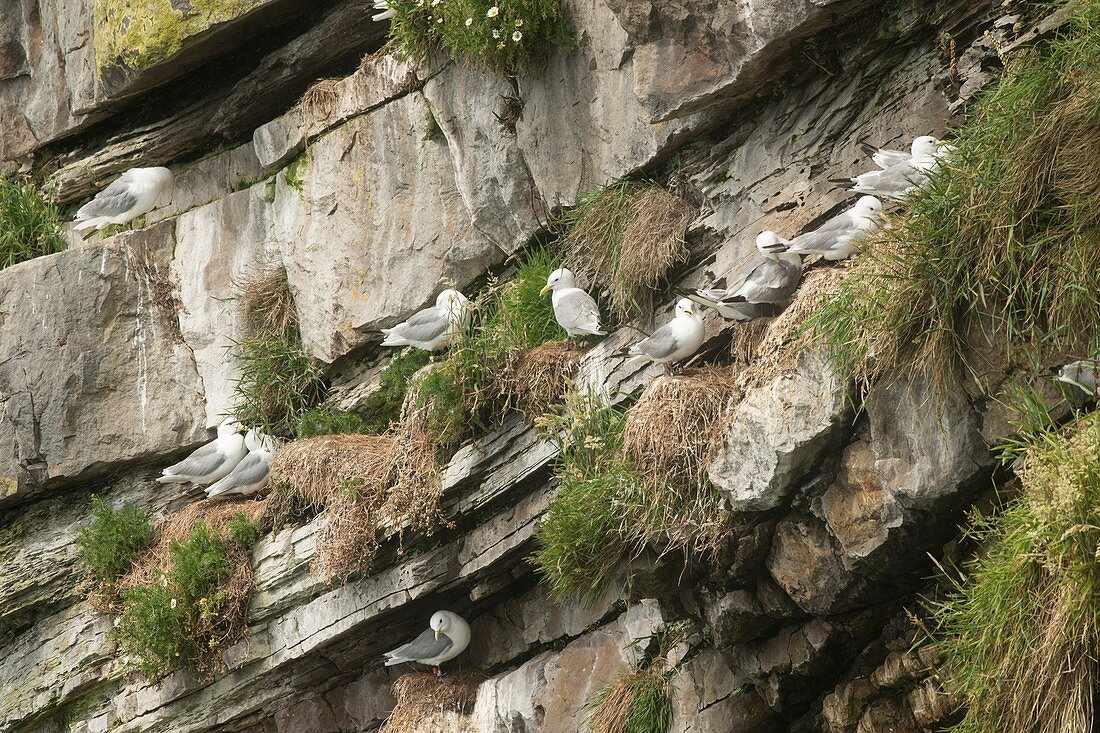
[94, 0, 268, 79]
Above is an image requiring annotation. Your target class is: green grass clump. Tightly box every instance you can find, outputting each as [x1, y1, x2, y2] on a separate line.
[296, 406, 379, 438]
[76, 498, 154, 588]
[929, 411, 1100, 733]
[532, 390, 636, 601]
[0, 178, 66, 269]
[114, 583, 194, 679]
[588, 663, 673, 733]
[232, 337, 326, 437]
[810, 2, 1100, 386]
[227, 512, 265, 548]
[168, 523, 231, 603]
[385, 0, 573, 75]
[560, 181, 694, 323]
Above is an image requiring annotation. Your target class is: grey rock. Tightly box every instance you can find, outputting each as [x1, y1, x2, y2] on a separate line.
[766, 514, 869, 615]
[709, 349, 854, 512]
[0, 223, 209, 506]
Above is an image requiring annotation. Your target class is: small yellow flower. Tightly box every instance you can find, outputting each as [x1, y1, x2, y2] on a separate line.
[497, 41, 505, 49]
[515, 18, 523, 27]
[486, 5, 499, 17]
[512, 30, 522, 41]
[465, 16, 473, 26]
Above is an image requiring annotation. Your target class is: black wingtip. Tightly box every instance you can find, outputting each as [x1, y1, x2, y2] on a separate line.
[720, 295, 748, 305]
[857, 141, 878, 157]
[827, 177, 854, 186]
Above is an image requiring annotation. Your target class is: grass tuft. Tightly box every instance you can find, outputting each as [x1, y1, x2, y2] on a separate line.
[76, 497, 155, 589]
[0, 178, 66, 269]
[560, 181, 694, 323]
[231, 338, 327, 437]
[588, 662, 673, 733]
[809, 3, 1100, 387]
[385, 0, 573, 75]
[929, 411, 1100, 733]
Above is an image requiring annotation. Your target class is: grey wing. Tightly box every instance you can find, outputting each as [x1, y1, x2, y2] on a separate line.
[389, 306, 450, 343]
[164, 441, 223, 476]
[386, 627, 453, 662]
[214, 452, 269, 492]
[859, 163, 923, 195]
[788, 213, 855, 252]
[735, 259, 800, 303]
[76, 178, 139, 219]
[556, 290, 601, 329]
[873, 149, 909, 169]
[632, 323, 680, 360]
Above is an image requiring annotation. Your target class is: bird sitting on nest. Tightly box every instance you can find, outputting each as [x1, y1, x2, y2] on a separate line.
[680, 230, 802, 320]
[384, 610, 471, 678]
[205, 428, 277, 499]
[73, 166, 175, 237]
[378, 289, 469, 353]
[157, 419, 248, 486]
[617, 298, 705, 377]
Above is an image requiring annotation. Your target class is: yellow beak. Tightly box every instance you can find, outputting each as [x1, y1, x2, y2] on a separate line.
[434, 629, 441, 639]
[539, 283, 552, 296]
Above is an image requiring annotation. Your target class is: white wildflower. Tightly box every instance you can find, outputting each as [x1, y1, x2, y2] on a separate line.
[497, 41, 505, 49]
[512, 30, 522, 41]
[515, 18, 523, 27]
[465, 16, 473, 26]
[170, 598, 178, 609]
[436, 16, 443, 22]
[486, 6, 499, 17]
[492, 28, 500, 38]
[159, 575, 168, 588]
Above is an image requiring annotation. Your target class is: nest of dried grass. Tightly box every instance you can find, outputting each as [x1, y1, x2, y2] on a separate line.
[379, 670, 486, 733]
[304, 371, 452, 581]
[267, 434, 395, 524]
[738, 266, 849, 392]
[297, 78, 341, 126]
[562, 182, 694, 322]
[234, 262, 299, 343]
[507, 340, 585, 419]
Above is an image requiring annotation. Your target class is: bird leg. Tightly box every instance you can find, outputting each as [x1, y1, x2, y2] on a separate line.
[663, 363, 672, 379]
[80, 229, 98, 242]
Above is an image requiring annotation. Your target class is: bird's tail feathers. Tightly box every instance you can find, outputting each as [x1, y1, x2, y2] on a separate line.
[72, 218, 99, 232]
[156, 474, 190, 485]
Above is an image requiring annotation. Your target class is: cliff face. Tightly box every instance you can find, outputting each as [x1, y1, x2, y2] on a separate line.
[0, 1, 1050, 731]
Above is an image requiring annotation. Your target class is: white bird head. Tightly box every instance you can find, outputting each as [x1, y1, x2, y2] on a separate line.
[217, 419, 244, 438]
[243, 428, 263, 451]
[143, 166, 176, 194]
[755, 230, 789, 258]
[910, 136, 940, 158]
[430, 610, 458, 639]
[540, 268, 576, 296]
[436, 288, 468, 317]
[1055, 360, 1099, 393]
[853, 195, 884, 221]
[675, 297, 698, 319]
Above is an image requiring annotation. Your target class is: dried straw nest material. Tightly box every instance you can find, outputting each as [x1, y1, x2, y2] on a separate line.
[296, 77, 341, 125]
[507, 340, 585, 419]
[379, 670, 486, 733]
[563, 182, 695, 322]
[233, 262, 299, 343]
[737, 266, 849, 392]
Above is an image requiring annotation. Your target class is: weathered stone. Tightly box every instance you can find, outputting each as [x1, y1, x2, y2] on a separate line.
[707, 589, 776, 646]
[821, 678, 876, 733]
[0, 224, 209, 505]
[709, 349, 854, 512]
[766, 514, 869, 615]
[907, 677, 955, 729]
[671, 650, 782, 733]
[855, 696, 921, 733]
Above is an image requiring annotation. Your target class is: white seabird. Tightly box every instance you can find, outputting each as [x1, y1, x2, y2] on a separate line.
[858, 136, 953, 170]
[838, 136, 945, 201]
[371, 0, 396, 20]
[383, 610, 471, 674]
[540, 267, 607, 337]
[156, 419, 248, 486]
[380, 289, 469, 352]
[784, 196, 884, 261]
[618, 298, 705, 376]
[205, 429, 276, 499]
[681, 231, 802, 319]
[1053, 359, 1100, 398]
[73, 167, 175, 233]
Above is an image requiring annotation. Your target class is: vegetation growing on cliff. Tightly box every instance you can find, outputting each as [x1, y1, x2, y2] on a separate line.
[809, 2, 1100, 386]
[560, 181, 695, 324]
[76, 498, 154, 590]
[930, 412, 1100, 733]
[384, 0, 573, 75]
[588, 644, 674, 733]
[0, 178, 66, 269]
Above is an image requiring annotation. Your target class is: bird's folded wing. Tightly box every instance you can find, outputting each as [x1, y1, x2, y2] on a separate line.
[76, 179, 139, 220]
[387, 306, 449, 342]
[164, 442, 223, 476]
[385, 627, 453, 662]
[556, 290, 601, 330]
[632, 323, 680, 360]
[788, 215, 853, 251]
[207, 453, 268, 495]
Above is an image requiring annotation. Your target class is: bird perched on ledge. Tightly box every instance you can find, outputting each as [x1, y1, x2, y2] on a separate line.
[1052, 359, 1100, 398]
[783, 196, 884, 261]
[384, 610, 471, 676]
[379, 289, 469, 352]
[541, 267, 607, 338]
[156, 419, 247, 486]
[205, 429, 276, 499]
[617, 298, 705, 376]
[73, 166, 175, 235]
[681, 230, 802, 319]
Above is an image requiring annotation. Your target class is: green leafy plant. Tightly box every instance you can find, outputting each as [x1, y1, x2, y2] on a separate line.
[810, 2, 1100, 387]
[928, 411, 1100, 733]
[227, 512, 265, 548]
[168, 523, 231, 604]
[76, 497, 154, 587]
[114, 583, 194, 679]
[385, 0, 573, 75]
[231, 337, 326, 437]
[0, 178, 66, 269]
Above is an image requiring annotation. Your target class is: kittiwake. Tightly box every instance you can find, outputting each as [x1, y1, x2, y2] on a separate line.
[1053, 359, 1100, 398]
[73, 167, 175, 233]
[540, 268, 606, 338]
[617, 298, 705, 376]
[383, 610, 471, 675]
[205, 429, 276, 499]
[784, 196, 883, 261]
[157, 419, 248, 486]
[380, 289, 469, 352]
[681, 231, 802, 319]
